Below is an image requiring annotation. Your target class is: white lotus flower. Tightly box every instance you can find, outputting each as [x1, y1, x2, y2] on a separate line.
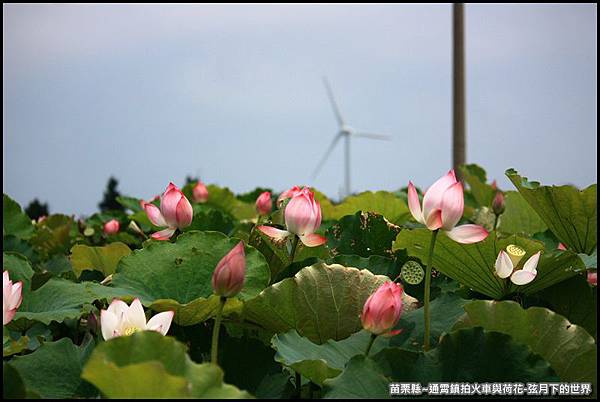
[495, 244, 541, 286]
[100, 298, 174, 340]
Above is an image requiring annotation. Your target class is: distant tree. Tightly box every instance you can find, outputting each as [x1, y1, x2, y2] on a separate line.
[99, 176, 125, 212]
[25, 198, 49, 220]
[185, 175, 199, 186]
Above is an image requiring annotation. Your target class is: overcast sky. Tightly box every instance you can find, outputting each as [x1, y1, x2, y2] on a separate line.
[3, 3, 597, 216]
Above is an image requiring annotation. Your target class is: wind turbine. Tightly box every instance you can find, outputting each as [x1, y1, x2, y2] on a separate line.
[312, 77, 391, 198]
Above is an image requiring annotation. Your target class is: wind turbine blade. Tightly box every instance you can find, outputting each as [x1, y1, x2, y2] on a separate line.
[312, 133, 343, 179]
[322, 76, 344, 127]
[352, 132, 392, 141]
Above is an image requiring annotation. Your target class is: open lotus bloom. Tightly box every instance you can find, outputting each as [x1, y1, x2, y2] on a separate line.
[193, 180, 209, 203]
[408, 170, 489, 244]
[144, 182, 193, 240]
[3, 271, 23, 325]
[100, 298, 174, 340]
[212, 242, 246, 297]
[258, 187, 326, 247]
[255, 191, 272, 216]
[276, 185, 302, 207]
[103, 219, 120, 235]
[361, 282, 403, 336]
[495, 245, 541, 286]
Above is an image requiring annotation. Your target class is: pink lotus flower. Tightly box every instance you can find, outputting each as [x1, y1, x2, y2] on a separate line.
[212, 242, 246, 297]
[3, 271, 23, 325]
[557, 243, 567, 251]
[408, 170, 488, 244]
[144, 182, 193, 240]
[139, 195, 160, 210]
[255, 191, 272, 216]
[100, 298, 174, 340]
[588, 271, 597, 287]
[276, 185, 302, 207]
[193, 180, 209, 203]
[103, 219, 120, 235]
[361, 282, 403, 336]
[258, 187, 327, 247]
[492, 191, 505, 215]
[495, 248, 541, 285]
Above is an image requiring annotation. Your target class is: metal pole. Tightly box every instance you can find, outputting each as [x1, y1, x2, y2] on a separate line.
[452, 3, 466, 178]
[344, 134, 351, 198]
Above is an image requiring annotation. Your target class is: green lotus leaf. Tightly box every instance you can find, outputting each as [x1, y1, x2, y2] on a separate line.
[3, 194, 34, 240]
[393, 229, 578, 298]
[454, 300, 597, 394]
[243, 262, 388, 344]
[70, 242, 132, 278]
[8, 337, 95, 399]
[81, 331, 251, 398]
[111, 231, 270, 324]
[506, 169, 596, 254]
[327, 211, 401, 258]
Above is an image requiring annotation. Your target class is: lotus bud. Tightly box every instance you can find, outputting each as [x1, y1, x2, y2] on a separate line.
[255, 191, 272, 216]
[588, 272, 597, 287]
[103, 219, 120, 235]
[361, 282, 403, 336]
[144, 182, 193, 240]
[490, 180, 498, 191]
[276, 186, 302, 208]
[557, 243, 567, 251]
[212, 242, 246, 298]
[193, 180, 209, 203]
[492, 191, 505, 215]
[3, 271, 23, 325]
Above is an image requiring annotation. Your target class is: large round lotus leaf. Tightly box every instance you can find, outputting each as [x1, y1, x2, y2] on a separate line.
[454, 300, 597, 394]
[327, 211, 401, 258]
[3, 194, 34, 240]
[8, 338, 94, 399]
[111, 231, 270, 322]
[506, 169, 596, 254]
[327, 191, 411, 225]
[393, 229, 580, 299]
[271, 329, 390, 386]
[81, 331, 250, 398]
[3, 252, 34, 290]
[323, 327, 558, 399]
[498, 191, 548, 235]
[13, 279, 133, 326]
[459, 163, 496, 207]
[70, 242, 132, 278]
[150, 295, 243, 326]
[243, 262, 389, 344]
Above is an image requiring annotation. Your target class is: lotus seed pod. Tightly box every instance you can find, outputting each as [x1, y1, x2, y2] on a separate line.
[401, 260, 425, 285]
[506, 244, 526, 267]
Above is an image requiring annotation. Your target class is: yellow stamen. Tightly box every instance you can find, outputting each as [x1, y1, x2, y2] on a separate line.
[124, 327, 140, 336]
[506, 244, 526, 267]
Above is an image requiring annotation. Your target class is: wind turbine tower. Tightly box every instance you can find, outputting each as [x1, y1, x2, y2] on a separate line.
[312, 77, 391, 199]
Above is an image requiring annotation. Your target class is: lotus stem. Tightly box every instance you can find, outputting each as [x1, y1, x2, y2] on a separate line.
[365, 333, 377, 357]
[289, 235, 300, 264]
[423, 229, 439, 351]
[210, 296, 227, 365]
